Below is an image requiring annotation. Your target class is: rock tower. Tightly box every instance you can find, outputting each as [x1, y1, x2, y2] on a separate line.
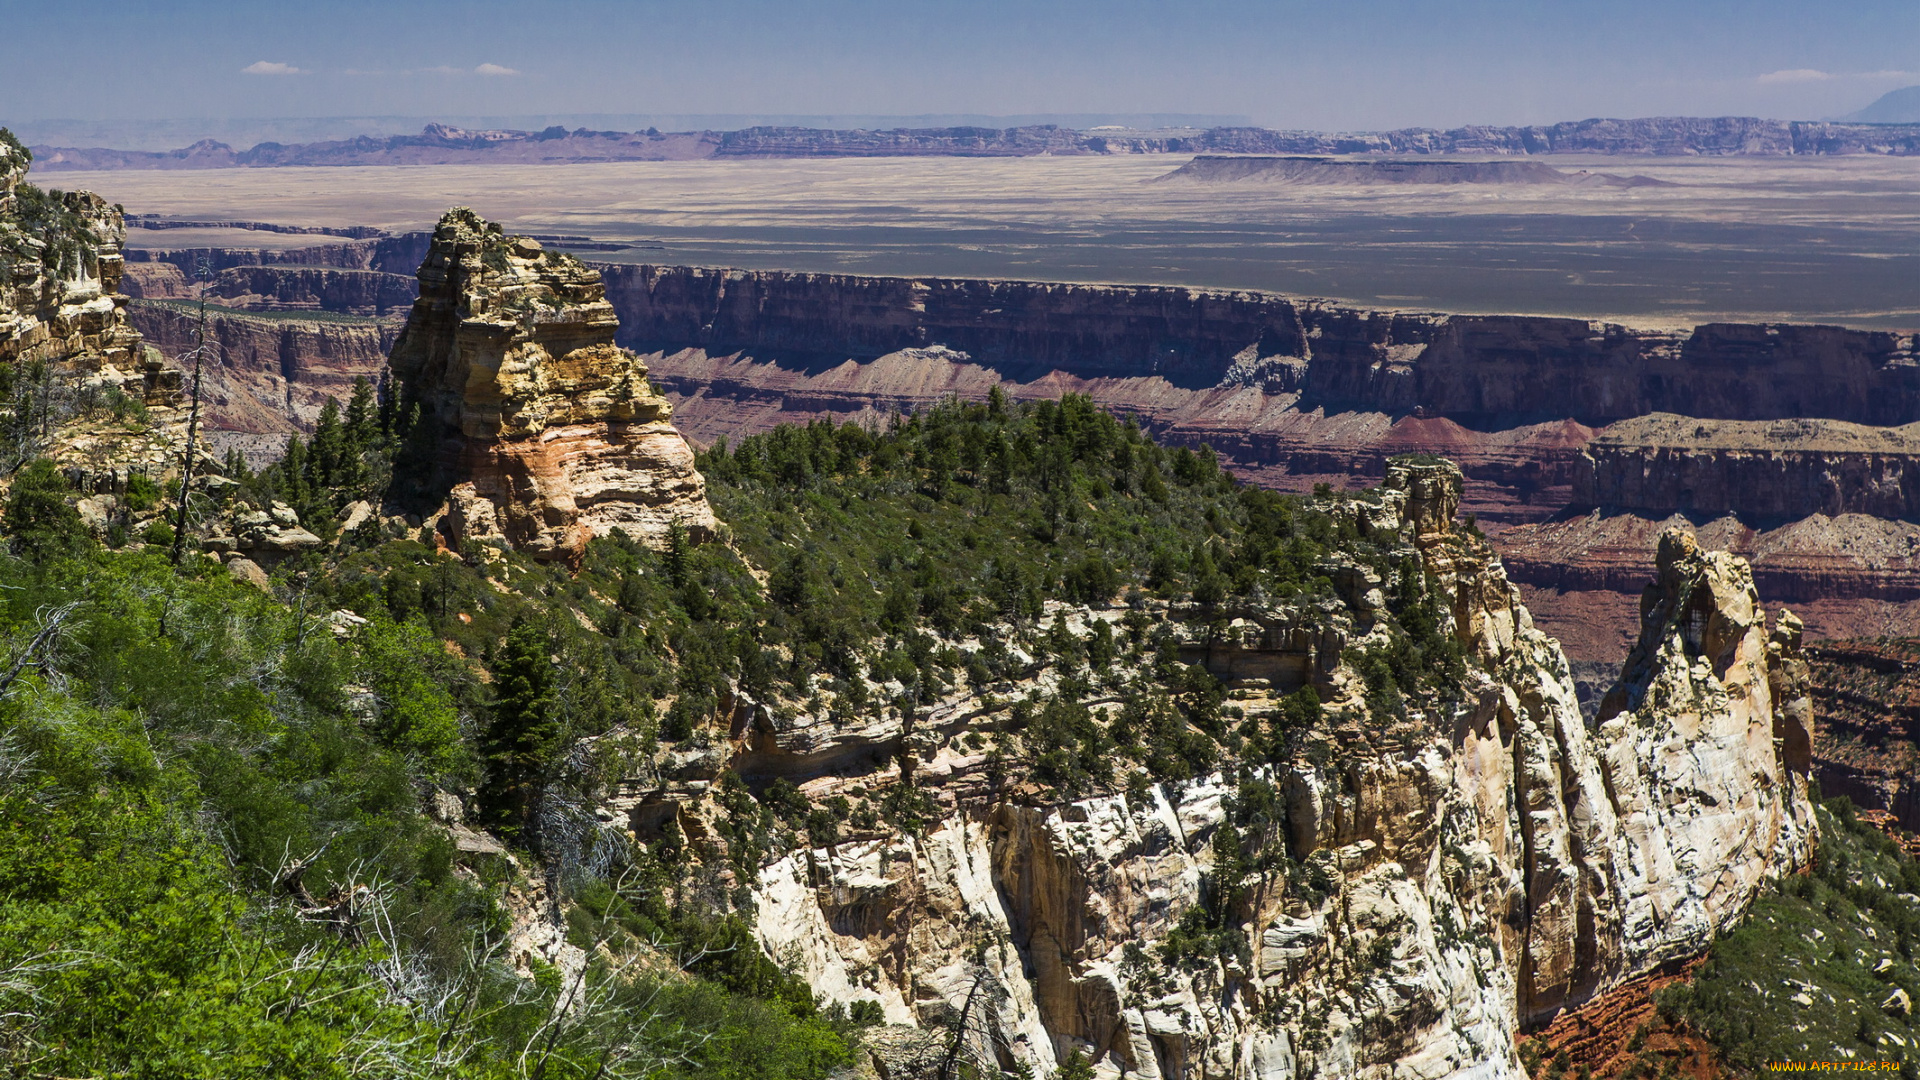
[388, 207, 716, 560]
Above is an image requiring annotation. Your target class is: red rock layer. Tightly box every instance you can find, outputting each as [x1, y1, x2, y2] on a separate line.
[1515, 960, 1725, 1080]
[128, 302, 397, 434]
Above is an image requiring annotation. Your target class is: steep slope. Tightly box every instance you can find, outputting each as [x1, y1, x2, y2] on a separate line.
[700, 452, 1815, 1077]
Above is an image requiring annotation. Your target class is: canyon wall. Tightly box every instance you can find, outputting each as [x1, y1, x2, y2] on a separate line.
[123, 233, 431, 277]
[599, 265, 1920, 656]
[605, 266, 1919, 426]
[117, 248, 1920, 649]
[1805, 638, 1920, 829]
[1576, 415, 1920, 520]
[128, 302, 395, 433]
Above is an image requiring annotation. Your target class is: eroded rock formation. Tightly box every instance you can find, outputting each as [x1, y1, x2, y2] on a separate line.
[590, 265, 1920, 657]
[1576, 415, 1920, 520]
[722, 464, 1814, 1078]
[607, 267, 1918, 427]
[0, 133, 146, 379]
[129, 303, 397, 434]
[388, 208, 716, 559]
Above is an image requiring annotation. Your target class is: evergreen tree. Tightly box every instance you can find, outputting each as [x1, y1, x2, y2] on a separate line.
[279, 435, 310, 506]
[309, 398, 346, 491]
[344, 377, 376, 451]
[3, 458, 83, 560]
[1055, 1049, 1096, 1080]
[479, 615, 558, 834]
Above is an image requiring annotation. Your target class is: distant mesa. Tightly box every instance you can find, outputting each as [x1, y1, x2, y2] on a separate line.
[1150, 155, 1673, 187]
[1843, 85, 1920, 124]
[26, 114, 1920, 170]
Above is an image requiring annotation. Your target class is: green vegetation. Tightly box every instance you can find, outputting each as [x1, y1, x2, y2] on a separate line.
[1657, 799, 1920, 1076]
[0, 386, 1496, 1075]
[0, 515, 848, 1076]
[0, 131, 98, 282]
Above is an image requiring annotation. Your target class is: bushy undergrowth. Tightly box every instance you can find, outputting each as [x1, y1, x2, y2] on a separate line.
[0, 538, 848, 1077]
[1657, 799, 1920, 1076]
[0, 387, 1485, 1076]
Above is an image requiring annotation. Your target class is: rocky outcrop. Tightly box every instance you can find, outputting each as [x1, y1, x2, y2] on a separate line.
[389, 208, 716, 559]
[0, 133, 146, 378]
[728, 465, 1815, 1078]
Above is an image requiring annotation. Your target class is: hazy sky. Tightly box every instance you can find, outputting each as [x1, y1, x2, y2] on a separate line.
[4, 0, 1915, 129]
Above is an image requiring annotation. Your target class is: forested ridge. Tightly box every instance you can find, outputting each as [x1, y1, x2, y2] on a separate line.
[0, 384, 1887, 1077]
[2, 386, 1409, 1077]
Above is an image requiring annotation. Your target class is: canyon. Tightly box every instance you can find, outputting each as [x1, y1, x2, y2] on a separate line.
[596, 266, 1920, 651]
[114, 239, 1920, 657]
[0, 144, 1894, 1075]
[731, 467, 1818, 1078]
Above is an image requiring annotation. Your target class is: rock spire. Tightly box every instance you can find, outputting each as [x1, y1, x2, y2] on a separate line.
[388, 207, 716, 560]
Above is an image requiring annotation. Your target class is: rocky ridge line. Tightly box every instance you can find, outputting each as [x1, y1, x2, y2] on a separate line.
[673, 460, 1819, 1078]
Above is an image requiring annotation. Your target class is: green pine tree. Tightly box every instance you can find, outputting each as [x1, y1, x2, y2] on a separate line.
[479, 615, 558, 835]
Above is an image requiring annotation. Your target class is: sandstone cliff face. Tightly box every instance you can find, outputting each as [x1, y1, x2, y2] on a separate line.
[0, 138, 144, 376]
[1575, 415, 1920, 520]
[389, 208, 716, 559]
[606, 266, 1919, 426]
[732, 465, 1814, 1079]
[128, 302, 397, 434]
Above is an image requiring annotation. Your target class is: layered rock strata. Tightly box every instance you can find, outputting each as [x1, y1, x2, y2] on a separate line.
[123, 232, 432, 278]
[0, 134, 146, 380]
[129, 302, 397, 434]
[1575, 415, 1920, 520]
[592, 265, 1920, 658]
[709, 464, 1815, 1078]
[388, 208, 716, 559]
[1802, 638, 1920, 829]
[607, 267, 1919, 427]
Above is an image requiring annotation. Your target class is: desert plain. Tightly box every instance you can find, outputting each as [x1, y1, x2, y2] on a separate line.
[53, 151, 1920, 330]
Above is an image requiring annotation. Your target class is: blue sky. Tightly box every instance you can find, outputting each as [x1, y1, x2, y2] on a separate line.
[3, 0, 1914, 129]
